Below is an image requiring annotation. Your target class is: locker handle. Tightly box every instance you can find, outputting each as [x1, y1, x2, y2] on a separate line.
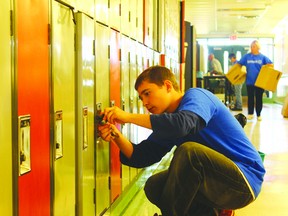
[55, 111, 63, 160]
[18, 115, 31, 176]
[83, 107, 88, 149]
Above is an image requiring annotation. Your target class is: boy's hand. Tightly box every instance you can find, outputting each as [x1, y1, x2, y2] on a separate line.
[103, 106, 130, 124]
[97, 123, 120, 141]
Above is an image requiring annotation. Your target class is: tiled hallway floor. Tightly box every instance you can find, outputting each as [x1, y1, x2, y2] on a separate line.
[235, 103, 288, 216]
[109, 103, 288, 216]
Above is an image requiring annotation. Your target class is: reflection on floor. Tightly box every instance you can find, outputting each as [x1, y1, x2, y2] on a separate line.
[108, 103, 288, 216]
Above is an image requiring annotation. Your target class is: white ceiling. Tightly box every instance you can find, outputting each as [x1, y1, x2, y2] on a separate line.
[184, 0, 288, 37]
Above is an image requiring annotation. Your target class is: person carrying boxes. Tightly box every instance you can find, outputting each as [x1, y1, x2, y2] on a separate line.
[235, 40, 273, 121]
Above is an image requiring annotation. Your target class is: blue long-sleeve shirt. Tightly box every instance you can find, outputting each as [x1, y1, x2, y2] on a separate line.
[120, 88, 265, 198]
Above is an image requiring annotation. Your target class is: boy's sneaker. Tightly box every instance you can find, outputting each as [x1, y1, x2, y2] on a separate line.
[219, 209, 235, 216]
[247, 114, 253, 120]
[257, 116, 262, 121]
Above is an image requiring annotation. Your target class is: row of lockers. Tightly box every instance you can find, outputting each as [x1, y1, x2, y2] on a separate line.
[0, 0, 181, 215]
[46, 0, 181, 60]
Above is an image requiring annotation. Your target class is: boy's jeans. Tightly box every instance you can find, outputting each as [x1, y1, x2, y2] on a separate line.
[144, 142, 254, 216]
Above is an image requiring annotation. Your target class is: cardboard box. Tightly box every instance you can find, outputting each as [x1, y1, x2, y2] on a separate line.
[226, 64, 246, 85]
[255, 66, 282, 92]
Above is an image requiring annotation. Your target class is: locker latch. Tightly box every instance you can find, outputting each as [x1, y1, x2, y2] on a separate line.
[18, 115, 31, 176]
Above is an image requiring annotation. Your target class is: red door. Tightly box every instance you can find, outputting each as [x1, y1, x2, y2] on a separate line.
[17, 0, 50, 215]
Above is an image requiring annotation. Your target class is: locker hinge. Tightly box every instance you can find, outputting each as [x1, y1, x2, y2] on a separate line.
[108, 45, 110, 59]
[119, 3, 121, 16]
[108, 176, 111, 190]
[48, 24, 51, 45]
[93, 188, 96, 204]
[119, 48, 122, 61]
[128, 52, 130, 63]
[70, 8, 76, 25]
[93, 40, 95, 56]
[10, 10, 13, 36]
[74, 33, 76, 51]
[136, 17, 138, 28]
[122, 99, 125, 110]
[108, 0, 110, 9]
[129, 11, 131, 22]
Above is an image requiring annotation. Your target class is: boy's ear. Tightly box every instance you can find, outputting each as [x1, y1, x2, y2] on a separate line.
[164, 80, 173, 91]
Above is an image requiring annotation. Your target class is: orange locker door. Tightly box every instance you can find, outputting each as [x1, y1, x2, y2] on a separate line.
[0, 1, 13, 215]
[17, 0, 50, 215]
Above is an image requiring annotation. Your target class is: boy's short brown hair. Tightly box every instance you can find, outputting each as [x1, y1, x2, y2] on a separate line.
[134, 65, 180, 92]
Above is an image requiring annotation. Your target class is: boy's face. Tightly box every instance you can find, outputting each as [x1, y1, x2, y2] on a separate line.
[137, 80, 171, 114]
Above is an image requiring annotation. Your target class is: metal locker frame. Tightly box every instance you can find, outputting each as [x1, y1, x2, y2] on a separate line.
[146, 47, 154, 68]
[109, 29, 122, 204]
[95, 0, 109, 25]
[125, 37, 138, 181]
[152, 0, 160, 51]
[136, 42, 145, 115]
[158, 0, 165, 53]
[109, 0, 121, 31]
[75, 12, 96, 216]
[76, 0, 94, 17]
[143, 0, 154, 48]
[128, 0, 138, 40]
[120, 0, 130, 36]
[95, 22, 111, 215]
[128, 40, 138, 140]
[0, 1, 13, 215]
[136, 0, 144, 43]
[120, 35, 132, 191]
[50, 1, 76, 215]
[153, 50, 159, 66]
